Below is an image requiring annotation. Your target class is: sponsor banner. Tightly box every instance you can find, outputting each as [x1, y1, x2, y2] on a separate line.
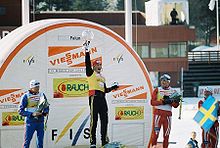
[49, 107, 91, 145]
[0, 105, 19, 109]
[48, 46, 99, 67]
[48, 68, 85, 74]
[112, 85, 147, 100]
[2, 112, 24, 126]
[57, 35, 81, 41]
[0, 89, 24, 107]
[53, 78, 89, 98]
[111, 99, 146, 104]
[198, 86, 220, 98]
[115, 106, 144, 120]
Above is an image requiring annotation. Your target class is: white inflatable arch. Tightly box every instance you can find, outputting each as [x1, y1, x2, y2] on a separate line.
[0, 19, 153, 148]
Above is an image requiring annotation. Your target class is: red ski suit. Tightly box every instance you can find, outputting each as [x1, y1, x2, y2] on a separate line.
[150, 86, 179, 148]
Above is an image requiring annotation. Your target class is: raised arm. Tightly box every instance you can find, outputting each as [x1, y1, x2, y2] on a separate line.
[84, 42, 93, 77]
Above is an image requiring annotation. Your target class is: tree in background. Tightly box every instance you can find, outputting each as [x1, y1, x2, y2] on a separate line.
[34, 0, 72, 11]
[34, 0, 149, 12]
[116, 0, 149, 12]
[189, 0, 217, 46]
[34, 0, 108, 11]
[72, 0, 108, 11]
[105, 0, 118, 11]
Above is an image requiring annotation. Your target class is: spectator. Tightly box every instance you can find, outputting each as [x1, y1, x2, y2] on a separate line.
[187, 131, 199, 148]
[170, 8, 178, 25]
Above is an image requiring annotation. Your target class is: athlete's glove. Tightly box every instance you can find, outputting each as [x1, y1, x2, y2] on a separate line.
[163, 95, 169, 99]
[111, 85, 119, 90]
[163, 99, 173, 104]
[111, 82, 119, 90]
[83, 41, 90, 52]
[32, 112, 42, 117]
[174, 98, 181, 103]
[162, 96, 173, 104]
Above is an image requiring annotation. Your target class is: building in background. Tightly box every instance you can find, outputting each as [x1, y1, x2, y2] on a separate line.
[145, 0, 189, 26]
[0, 0, 196, 87]
[0, 0, 20, 39]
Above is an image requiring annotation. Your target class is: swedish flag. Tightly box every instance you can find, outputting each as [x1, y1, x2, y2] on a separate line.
[193, 95, 218, 132]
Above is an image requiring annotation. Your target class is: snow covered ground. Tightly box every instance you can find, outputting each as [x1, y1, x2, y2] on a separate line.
[157, 97, 219, 148]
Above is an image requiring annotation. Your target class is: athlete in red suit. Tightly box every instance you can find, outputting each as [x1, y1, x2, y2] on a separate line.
[150, 74, 180, 148]
[199, 87, 219, 148]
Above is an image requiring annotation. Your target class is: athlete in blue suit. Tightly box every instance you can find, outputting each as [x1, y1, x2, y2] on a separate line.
[18, 80, 49, 148]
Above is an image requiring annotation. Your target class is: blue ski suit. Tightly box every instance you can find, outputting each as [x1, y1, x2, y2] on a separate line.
[18, 91, 49, 148]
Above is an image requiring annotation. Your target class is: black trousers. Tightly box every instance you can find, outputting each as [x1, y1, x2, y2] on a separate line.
[89, 94, 108, 146]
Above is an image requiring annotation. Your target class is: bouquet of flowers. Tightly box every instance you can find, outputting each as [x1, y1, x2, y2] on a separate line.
[34, 95, 50, 120]
[36, 95, 50, 113]
[169, 91, 182, 103]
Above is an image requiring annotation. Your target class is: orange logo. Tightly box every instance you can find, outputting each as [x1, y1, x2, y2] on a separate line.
[0, 90, 24, 104]
[48, 46, 98, 66]
[2, 112, 24, 126]
[112, 85, 146, 99]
